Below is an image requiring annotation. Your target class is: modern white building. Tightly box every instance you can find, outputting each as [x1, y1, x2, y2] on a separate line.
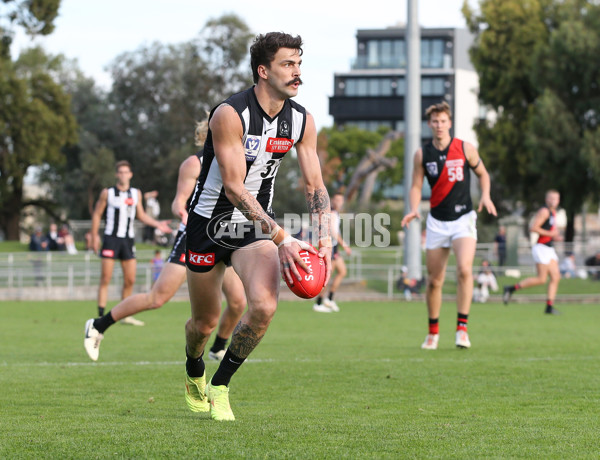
[329, 26, 480, 145]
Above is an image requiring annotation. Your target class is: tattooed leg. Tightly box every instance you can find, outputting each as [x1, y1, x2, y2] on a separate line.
[228, 322, 264, 359]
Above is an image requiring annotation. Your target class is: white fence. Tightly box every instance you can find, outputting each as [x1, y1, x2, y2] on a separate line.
[0, 244, 598, 301]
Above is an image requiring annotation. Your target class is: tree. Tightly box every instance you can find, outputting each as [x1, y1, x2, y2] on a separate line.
[463, 0, 600, 241]
[0, 44, 77, 240]
[104, 14, 254, 215]
[46, 58, 119, 219]
[320, 125, 404, 206]
[0, 0, 60, 58]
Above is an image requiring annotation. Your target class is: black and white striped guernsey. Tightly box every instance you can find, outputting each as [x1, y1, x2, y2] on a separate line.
[104, 186, 140, 238]
[189, 87, 307, 223]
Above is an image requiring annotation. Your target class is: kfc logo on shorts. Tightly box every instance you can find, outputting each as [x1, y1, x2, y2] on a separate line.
[102, 249, 115, 257]
[266, 138, 293, 153]
[188, 251, 215, 266]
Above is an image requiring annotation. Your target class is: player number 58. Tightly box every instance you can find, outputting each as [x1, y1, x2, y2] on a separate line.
[447, 166, 463, 182]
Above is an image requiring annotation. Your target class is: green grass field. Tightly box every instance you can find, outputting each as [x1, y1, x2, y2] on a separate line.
[1, 299, 599, 459]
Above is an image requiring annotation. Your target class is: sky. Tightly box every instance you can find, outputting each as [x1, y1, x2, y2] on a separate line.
[12, 0, 473, 130]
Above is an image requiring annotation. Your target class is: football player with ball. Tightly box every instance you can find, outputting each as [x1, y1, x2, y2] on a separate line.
[183, 32, 332, 421]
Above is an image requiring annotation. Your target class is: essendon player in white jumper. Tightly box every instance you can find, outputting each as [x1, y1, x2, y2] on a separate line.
[183, 32, 332, 421]
[503, 190, 562, 315]
[90, 160, 172, 324]
[402, 102, 497, 350]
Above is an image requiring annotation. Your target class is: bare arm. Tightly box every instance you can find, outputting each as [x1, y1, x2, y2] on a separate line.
[464, 142, 497, 216]
[90, 188, 108, 253]
[171, 155, 201, 226]
[530, 207, 559, 239]
[211, 104, 278, 234]
[296, 112, 332, 283]
[401, 149, 425, 227]
[135, 190, 172, 233]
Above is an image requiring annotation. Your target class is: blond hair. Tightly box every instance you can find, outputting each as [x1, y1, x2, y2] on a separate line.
[194, 114, 210, 147]
[425, 101, 452, 121]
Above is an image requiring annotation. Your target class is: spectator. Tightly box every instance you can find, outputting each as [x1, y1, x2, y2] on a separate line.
[143, 190, 160, 243]
[584, 252, 600, 281]
[495, 225, 507, 267]
[559, 252, 577, 279]
[29, 226, 49, 252]
[473, 259, 498, 303]
[85, 231, 94, 253]
[397, 266, 425, 301]
[29, 226, 48, 286]
[60, 224, 78, 255]
[150, 249, 163, 284]
[46, 223, 66, 251]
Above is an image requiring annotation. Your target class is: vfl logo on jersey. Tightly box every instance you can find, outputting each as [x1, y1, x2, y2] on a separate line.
[244, 135, 261, 161]
[266, 138, 293, 153]
[124, 197, 134, 205]
[279, 120, 290, 137]
[426, 162, 439, 177]
[187, 251, 215, 266]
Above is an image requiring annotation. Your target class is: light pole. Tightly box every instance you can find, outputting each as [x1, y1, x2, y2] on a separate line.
[403, 0, 422, 280]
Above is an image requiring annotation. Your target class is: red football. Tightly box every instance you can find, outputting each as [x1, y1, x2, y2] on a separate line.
[285, 249, 326, 299]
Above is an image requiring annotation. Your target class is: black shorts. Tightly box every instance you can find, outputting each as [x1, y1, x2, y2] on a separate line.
[332, 243, 339, 260]
[166, 229, 187, 266]
[185, 212, 269, 273]
[100, 235, 135, 260]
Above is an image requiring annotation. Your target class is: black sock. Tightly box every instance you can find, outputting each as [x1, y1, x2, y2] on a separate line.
[185, 350, 205, 378]
[328, 292, 335, 301]
[316, 296, 323, 305]
[210, 335, 228, 353]
[457, 313, 469, 330]
[93, 312, 116, 334]
[98, 306, 105, 316]
[210, 349, 246, 387]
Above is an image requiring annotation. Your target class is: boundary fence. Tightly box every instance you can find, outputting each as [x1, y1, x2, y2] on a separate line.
[2, 244, 599, 302]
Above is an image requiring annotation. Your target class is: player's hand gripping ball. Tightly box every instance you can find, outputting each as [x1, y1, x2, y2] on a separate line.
[286, 248, 326, 299]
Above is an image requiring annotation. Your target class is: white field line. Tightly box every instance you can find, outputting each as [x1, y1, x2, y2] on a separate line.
[1, 355, 598, 368]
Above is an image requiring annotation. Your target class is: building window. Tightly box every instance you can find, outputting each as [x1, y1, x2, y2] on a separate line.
[348, 120, 393, 131]
[421, 39, 445, 68]
[421, 77, 445, 96]
[345, 78, 394, 96]
[367, 41, 379, 67]
[357, 37, 453, 70]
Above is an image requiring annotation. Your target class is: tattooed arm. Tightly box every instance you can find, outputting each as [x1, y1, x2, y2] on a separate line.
[296, 112, 332, 285]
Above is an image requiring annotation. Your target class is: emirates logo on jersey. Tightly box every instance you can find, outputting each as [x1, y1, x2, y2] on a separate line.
[266, 138, 293, 153]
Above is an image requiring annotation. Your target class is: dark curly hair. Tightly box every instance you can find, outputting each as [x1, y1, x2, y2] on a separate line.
[250, 32, 303, 83]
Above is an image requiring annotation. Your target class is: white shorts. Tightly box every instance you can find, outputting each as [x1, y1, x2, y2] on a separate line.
[531, 243, 558, 265]
[426, 210, 477, 250]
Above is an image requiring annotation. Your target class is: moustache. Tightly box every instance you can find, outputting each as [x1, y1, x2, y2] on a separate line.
[287, 78, 303, 86]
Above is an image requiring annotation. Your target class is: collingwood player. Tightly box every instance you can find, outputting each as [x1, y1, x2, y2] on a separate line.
[90, 160, 172, 325]
[183, 32, 332, 421]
